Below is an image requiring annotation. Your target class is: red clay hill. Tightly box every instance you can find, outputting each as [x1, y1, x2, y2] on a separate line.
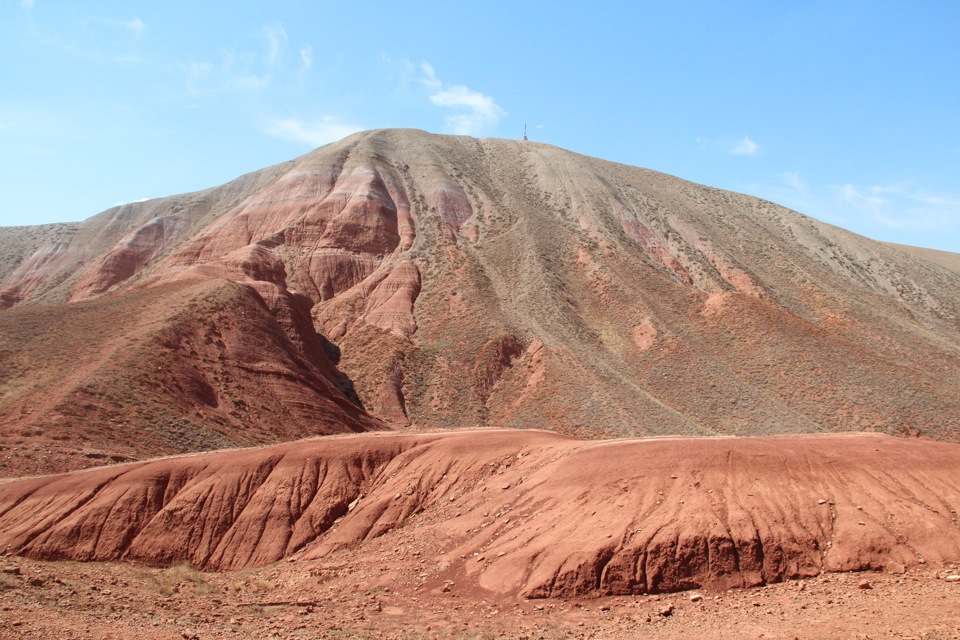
[1, 129, 959, 474]
[2, 430, 959, 598]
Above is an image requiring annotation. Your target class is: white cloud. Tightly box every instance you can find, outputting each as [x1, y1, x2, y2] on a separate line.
[835, 182, 960, 231]
[234, 73, 270, 91]
[781, 171, 805, 191]
[298, 44, 313, 77]
[746, 172, 959, 242]
[419, 62, 505, 136]
[123, 17, 146, 37]
[264, 25, 287, 67]
[113, 198, 149, 206]
[731, 136, 760, 156]
[419, 62, 442, 91]
[264, 116, 363, 147]
[696, 135, 761, 156]
[21, 0, 35, 9]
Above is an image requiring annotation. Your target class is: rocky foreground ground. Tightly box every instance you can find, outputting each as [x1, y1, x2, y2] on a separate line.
[2, 548, 959, 638]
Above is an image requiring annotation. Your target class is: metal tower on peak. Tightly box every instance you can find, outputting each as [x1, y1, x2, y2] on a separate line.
[523, 122, 528, 141]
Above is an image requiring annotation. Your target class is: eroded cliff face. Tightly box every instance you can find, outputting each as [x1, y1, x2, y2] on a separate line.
[2, 129, 960, 462]
[2, 430, 959, 597]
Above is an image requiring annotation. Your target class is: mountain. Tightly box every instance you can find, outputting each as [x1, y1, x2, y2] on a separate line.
[1, 129, 959, 475]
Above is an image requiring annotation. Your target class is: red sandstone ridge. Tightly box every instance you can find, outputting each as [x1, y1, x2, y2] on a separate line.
[1, 430, 958, 598]
[1, 129, 960, 474]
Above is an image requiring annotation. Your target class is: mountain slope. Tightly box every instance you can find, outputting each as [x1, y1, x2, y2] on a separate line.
[1, 129, 959, 474]
[0, 277, 379, 477]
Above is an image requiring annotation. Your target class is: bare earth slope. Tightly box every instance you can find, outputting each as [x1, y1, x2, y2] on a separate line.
[2, 430, 958, 599]
[1, 129, 960, 474]
[0, 277, 379, 477]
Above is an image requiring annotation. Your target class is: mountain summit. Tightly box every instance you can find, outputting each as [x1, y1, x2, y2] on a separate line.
[2, 129, 959, 475]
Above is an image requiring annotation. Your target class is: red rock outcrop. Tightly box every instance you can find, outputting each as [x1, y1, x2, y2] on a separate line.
[1, 430, 958, 598]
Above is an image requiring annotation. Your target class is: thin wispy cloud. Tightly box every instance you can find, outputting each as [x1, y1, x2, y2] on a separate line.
[123, 17, 146, 36]
[23, 12, 149, 65]
[298, 45, 313, 77]
[113, 197, 149, 206]
[697, 135, 762, 156]
[180, 45, 271, 97]
[21, 0, 35, 10]
[78, 16, 147, 39]
[263, 116, 363, 147]
[178, 23, 321, 100]
[264, 25, 287, 67]
[731, 136, 760, 156]
[781, 171, 805, 192]
[745, 172, 959, 239]
[419, 62, 505, 136]
[836, 182, 960, 231]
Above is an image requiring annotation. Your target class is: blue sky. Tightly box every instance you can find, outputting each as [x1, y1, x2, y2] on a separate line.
[2, 1, 959, 253]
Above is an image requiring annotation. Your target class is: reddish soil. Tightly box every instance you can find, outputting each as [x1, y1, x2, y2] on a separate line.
[2, 431, 960, 591]
[1, 429, 960, 638]
[0, 278, 380, 477]
[2, 555, 960, 639]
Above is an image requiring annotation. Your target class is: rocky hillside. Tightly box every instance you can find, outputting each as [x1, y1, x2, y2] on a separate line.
[2, 129, 960, 474]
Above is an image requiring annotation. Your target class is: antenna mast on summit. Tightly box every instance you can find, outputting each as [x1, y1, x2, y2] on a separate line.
[523, 122, 528, 141]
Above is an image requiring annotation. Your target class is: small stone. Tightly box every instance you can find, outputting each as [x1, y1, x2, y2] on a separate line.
[945, 575, 960, 582]
[817, 499, 827, 505]
[689, 593, 703, 602]
[858, 579, 872, 590]
[659, 604, 674, 617]
[885, 562, 906, 575]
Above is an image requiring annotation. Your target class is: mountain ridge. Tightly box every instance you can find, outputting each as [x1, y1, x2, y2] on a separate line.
[1, 129, 959, 475]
